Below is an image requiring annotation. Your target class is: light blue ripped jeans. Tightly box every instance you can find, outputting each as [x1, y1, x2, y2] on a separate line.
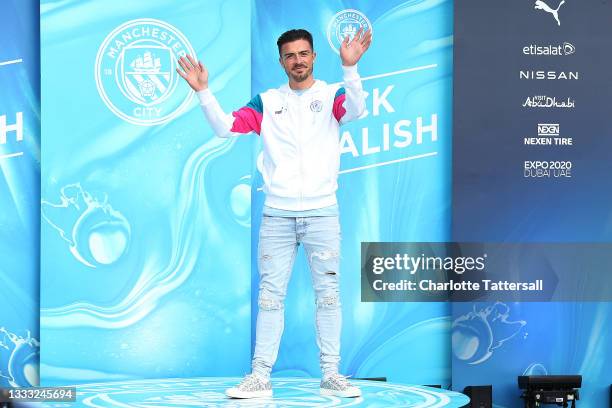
[252, 215, 341, 380]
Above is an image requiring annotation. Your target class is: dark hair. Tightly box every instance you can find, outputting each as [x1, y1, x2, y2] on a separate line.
[277, 29, 313, 55]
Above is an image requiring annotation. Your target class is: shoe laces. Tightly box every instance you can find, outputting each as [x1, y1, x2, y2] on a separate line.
[238, 374, 264, 391]
[326, 373, 353, 389]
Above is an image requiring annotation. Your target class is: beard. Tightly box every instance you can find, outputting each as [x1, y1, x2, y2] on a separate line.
[287, 64, 313, 83]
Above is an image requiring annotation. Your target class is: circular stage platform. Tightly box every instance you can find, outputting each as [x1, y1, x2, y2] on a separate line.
[26, 377, 470, 407]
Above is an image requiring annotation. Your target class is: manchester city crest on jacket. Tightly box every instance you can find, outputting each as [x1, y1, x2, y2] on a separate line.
[310, 100, 323, 112]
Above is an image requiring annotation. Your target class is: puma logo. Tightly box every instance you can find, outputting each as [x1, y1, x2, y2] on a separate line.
[535, 0, 566, 26]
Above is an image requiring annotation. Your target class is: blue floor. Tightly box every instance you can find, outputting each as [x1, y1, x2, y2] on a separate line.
[23, 377, 470, 407]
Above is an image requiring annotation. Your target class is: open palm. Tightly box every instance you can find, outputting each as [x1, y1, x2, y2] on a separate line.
[339, 28, 373, 66]
[177, 54, 208, 92]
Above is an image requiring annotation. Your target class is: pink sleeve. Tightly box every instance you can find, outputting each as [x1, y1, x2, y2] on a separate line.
[231, 107, 263, 135]
[332, 87, 347, 122]
[230, 94, 264, 135]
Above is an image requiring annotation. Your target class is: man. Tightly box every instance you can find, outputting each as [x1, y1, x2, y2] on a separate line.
[177, 27, 371, 399]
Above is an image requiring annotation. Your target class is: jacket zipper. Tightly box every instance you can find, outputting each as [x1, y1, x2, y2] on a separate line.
[297, 93, 304, 210]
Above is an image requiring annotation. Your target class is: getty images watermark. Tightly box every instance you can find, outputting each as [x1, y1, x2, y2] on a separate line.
[361, 242, 612, 302]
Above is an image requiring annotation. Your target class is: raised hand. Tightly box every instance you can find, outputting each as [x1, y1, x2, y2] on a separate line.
[339, 28, 373, 67]
[176, 54, 208, 92]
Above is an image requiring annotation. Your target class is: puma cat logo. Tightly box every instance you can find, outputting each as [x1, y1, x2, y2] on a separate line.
[535, 0, 566, 26]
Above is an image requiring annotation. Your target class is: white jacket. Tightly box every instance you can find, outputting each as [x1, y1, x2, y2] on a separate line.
[198, 64, 366, 211]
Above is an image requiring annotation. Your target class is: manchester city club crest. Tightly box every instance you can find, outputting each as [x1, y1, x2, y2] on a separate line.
[310, 100, 323, 112]
[95, 19, 197, 126]
[327, 9, 372, 54]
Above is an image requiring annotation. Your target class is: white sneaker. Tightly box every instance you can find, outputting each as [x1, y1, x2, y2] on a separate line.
[320, 373, 362, 398]
[226, 373, 273, 399]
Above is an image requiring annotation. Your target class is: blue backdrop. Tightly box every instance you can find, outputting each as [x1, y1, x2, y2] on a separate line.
[12, 2, 609, 401]
[0, 0, 40, 389]
[0, 0, 457, 387]
[40, 0, 252, 385]
[251, 0, 453, 385]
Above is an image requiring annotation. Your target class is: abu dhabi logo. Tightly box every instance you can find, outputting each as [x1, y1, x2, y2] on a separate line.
[95, 18, 196, 126]
[523, 95, 575, 109]
[327, 9, 372, 54]
[534, 0, 566, 26]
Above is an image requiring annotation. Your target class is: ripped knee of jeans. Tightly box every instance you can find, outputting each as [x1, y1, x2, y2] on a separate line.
[316, 294, 340, 309]
[258, 297, 283, 311]
[310, 250, 339, 263]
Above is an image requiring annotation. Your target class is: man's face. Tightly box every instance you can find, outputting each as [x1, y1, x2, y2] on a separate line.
[279, 39, 316, 83]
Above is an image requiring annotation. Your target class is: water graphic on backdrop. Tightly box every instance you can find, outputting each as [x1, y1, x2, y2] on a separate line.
[452, 302, 526, 365]
[230, 175, 251, 228]
[41, 136, 237, 329]
[523, 363, 548, 375]
[42, 184, 131, 268]
[0, 327, 39, 387]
